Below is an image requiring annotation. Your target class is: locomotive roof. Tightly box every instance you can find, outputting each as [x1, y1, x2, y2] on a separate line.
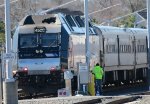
[18, 12, 96, 35]
[18, 13, 147, 36]
[58, 13, 96, 35]
[45, 8, 84, 15]
[19, 14, 61, 26]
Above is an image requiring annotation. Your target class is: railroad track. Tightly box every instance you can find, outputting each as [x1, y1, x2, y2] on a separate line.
[18, 81, 148, 99]
[73, 96, 140, 104]
[74, 91, 150, 104]
[103, 83, 148, 96]
[18, 82, 149, 104]
[18, 90, 57, 100]
[18, 90, 150, 104]
[74, 85, 150, 104]
[104, 91, 150, 104]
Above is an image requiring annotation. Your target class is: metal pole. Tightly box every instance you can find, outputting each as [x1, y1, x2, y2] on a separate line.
[5, 0, 13, 80]
[0, 51, 3, 104]
[147, 0, 150, 91]
[4, 0, 18, 103]
[84, 0, 90, 94]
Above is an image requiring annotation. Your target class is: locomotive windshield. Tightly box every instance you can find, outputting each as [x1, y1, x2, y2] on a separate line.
[20, 34, 37, 48]
[41, 34, 58, 47]
[18, 33, 60, 59]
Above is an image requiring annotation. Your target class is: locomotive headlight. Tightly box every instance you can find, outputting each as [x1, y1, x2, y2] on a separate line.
[40, 50, 43, 53]
[12, 70, 17, 75]
[36, 50, 39, 53]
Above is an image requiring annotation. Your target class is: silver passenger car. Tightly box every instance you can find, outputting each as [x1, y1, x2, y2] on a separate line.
[95, 26, 148, 87]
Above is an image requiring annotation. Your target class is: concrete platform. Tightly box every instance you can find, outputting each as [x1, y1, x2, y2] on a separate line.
[18, 95, 131, 104]
[19, 96, 99, 104]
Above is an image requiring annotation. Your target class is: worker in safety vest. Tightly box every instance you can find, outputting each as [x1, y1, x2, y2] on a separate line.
[92, 63, 104, 96]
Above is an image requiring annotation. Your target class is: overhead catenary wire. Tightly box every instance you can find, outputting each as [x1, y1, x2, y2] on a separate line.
[0, 0, 19, 8]
[40, 0, 128, 24]
[41, 0, 122, 16]
[89, 3, 121, 15]
[1, 0, 145, 27]
[40, 0, 79, 14]
[100, 8, 147, 25]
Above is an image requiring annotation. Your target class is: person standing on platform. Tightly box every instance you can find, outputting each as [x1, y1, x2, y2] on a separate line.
[92, 63, 104, 96]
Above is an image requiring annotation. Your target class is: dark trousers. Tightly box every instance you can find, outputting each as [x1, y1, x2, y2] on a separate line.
[95, 79, 102, 95]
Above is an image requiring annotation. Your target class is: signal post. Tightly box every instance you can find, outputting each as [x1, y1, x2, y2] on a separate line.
[147, 0, 150, 91]
[84, 0, 90, 94]
[3, 0, 18, 104]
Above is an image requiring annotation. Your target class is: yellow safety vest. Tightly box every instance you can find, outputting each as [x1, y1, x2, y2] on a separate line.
[92, 66, 103, 79]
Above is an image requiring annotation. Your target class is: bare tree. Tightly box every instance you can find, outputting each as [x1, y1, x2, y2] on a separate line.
[0, 0, 147, 27]
[121, 0, 146, 12]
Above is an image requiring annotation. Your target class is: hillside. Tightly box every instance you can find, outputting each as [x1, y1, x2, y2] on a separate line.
[0, 0, 147, 27]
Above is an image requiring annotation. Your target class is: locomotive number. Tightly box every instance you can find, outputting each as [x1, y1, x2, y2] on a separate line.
[34, 27, 46, 33]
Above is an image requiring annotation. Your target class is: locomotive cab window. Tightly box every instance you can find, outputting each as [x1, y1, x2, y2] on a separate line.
[41, 34, 59, 47]
[20, 34, 38, 48]
[18, 33, 60, 59]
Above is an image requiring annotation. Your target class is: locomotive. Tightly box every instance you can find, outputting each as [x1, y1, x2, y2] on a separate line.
[12, 12, 148, 96]
[12, 14, 65, 95]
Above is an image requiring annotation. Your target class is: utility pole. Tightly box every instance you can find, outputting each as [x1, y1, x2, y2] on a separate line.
[4, 0, 18, 103]
[147, 0, 150, 91]
[84, 0, 90, 94]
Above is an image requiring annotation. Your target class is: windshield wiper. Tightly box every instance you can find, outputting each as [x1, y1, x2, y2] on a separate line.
[49, 40, 57, 47]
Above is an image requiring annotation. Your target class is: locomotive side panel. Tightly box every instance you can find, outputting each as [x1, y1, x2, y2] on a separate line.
[70, 35, 86, 72]
[60, 25, 69, 69]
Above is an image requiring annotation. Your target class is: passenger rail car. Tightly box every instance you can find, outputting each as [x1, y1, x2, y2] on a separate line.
[12, 12, 148, 95]
[94, 26, 148, 88]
